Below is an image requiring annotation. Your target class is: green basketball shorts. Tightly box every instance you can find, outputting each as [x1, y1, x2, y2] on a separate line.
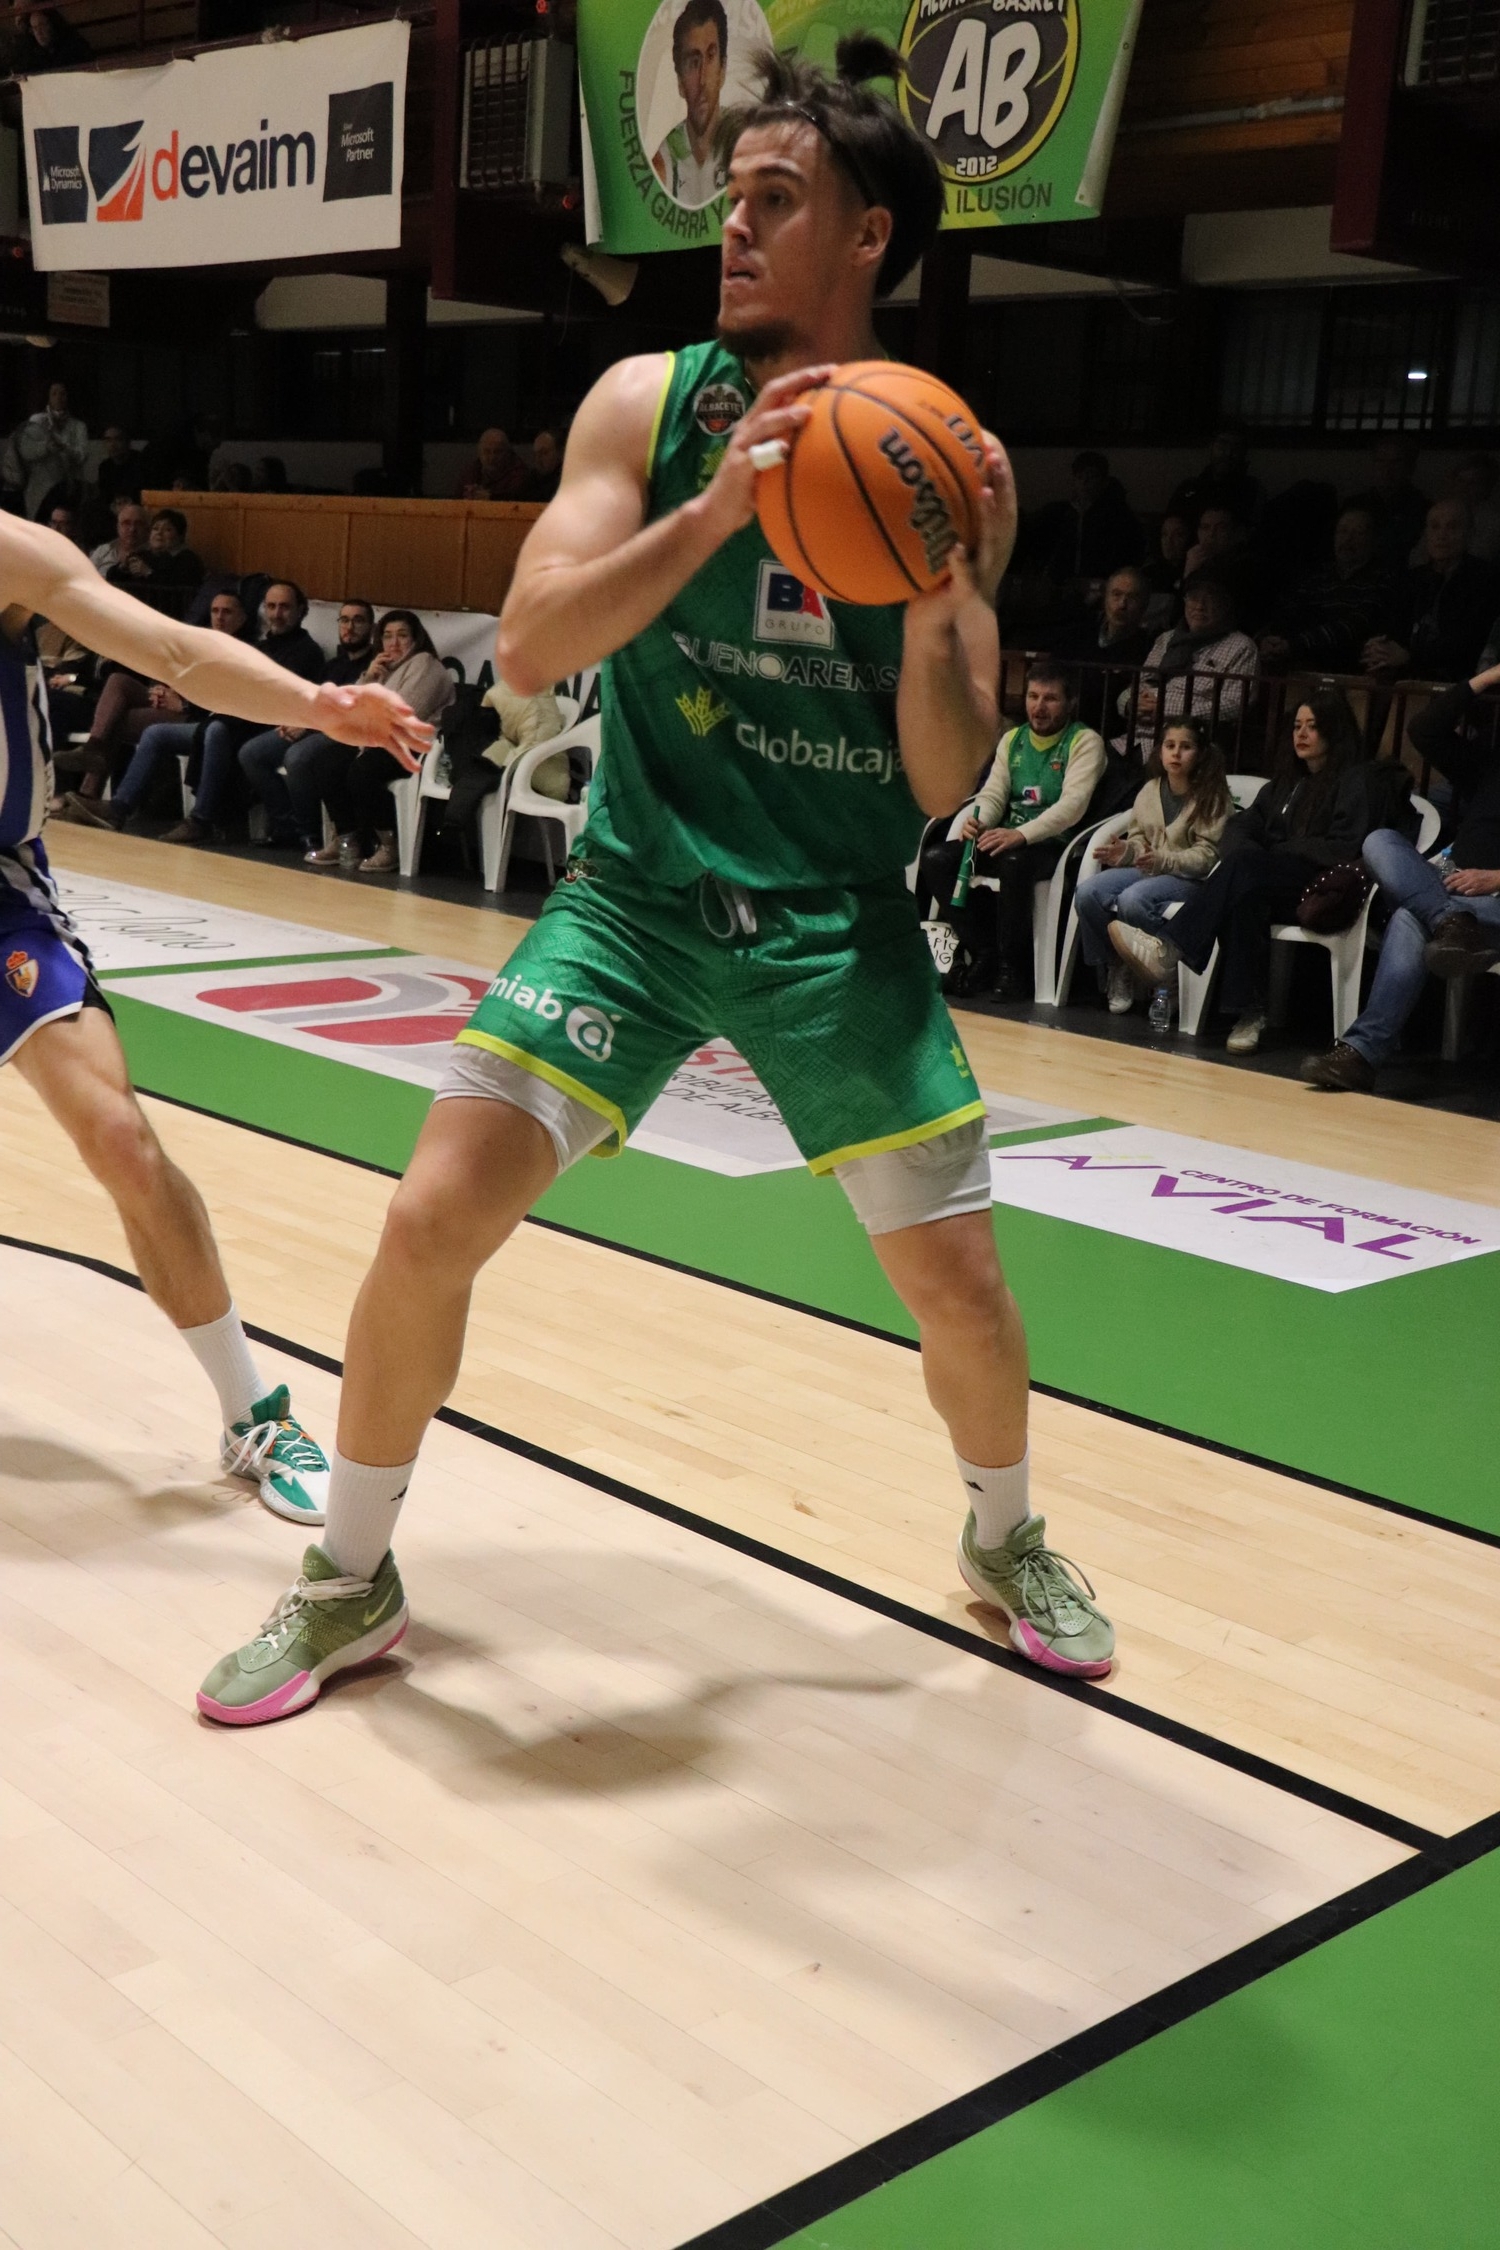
[453, 852, 985, 1174]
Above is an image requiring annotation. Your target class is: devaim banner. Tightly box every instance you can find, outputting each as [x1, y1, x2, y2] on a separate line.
[578, 0, 1143, 256]
[22, 19, 408, 271]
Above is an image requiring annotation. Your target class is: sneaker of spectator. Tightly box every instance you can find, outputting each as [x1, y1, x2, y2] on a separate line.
[1259, 503, 1395, 674]
[1348, 434, 1430, 573]
[1168, 427, 1262, 531]
[1362, 498, 1499, 683]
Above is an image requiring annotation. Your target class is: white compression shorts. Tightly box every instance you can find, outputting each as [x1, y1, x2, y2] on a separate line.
[434, 1041, 993, 1235]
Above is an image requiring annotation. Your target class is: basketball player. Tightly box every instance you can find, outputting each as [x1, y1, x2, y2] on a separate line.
[200, 35, 1114, 1725]
[0, 510, 430, 1525]
[652, 0, 730, 209]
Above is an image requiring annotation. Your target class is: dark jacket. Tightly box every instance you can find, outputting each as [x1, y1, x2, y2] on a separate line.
[1223, 759, 1410, 868]
[1268, 562, 1396, 671]
[1390, 556, 1498, 682]
[257, 624, 326, 684]
[1035, 483, 1144, 583]
[323, 642, 377, 685]
[1050, 617, 1155, 730]
[1408, 681, 1500, 868]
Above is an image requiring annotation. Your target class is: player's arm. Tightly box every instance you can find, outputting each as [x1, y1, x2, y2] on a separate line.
[896, 436, 1017, 816]
[0, 516, 433, 764]
[496, 355, 827, 696]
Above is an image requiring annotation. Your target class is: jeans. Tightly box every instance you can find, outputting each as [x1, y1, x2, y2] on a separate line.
[237, 727, 337, 845]
[1344, 827, 1500, 1063]
[193, 717, 254, 826]
[1074, 867, 1198, 971]
[113, 719, 198, 817]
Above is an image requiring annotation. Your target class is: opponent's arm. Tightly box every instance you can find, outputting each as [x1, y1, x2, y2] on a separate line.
[496, 355, 828, 696]
[896, 437, 1016, 816]
[0, 516, 433, 763]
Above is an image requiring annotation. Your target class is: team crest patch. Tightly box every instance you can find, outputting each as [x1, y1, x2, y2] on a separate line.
[693, 381, 746, 436]
[5, 949, 38, 999]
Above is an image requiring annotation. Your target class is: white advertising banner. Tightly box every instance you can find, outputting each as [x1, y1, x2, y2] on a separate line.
[56, 869, 389, 973]
[990, 1126, 1500, 1293]
[306, 603, 600, 720]
[22, 20, 408, 271]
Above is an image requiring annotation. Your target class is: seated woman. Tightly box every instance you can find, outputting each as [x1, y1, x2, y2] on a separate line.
[1111, 688, 1371, 1054]
[58, 591, 251, 831]
[919, 658, 1104, 999]
[1073, 717, 1232, 1015]
[299, 610, 455, 873]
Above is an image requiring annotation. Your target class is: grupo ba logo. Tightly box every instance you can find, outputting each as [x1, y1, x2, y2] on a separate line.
[87, 120, 145, 221]
[899, 0, 1078, 188]
[565, 1005, 618, 1061]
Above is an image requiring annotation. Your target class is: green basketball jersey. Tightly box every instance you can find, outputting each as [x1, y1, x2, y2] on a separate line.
[584, 339, 921, 891]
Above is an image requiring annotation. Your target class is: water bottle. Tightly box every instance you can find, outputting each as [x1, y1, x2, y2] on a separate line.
[1149, 983, 1173, 1034]
[1434, 845, 1454, 876]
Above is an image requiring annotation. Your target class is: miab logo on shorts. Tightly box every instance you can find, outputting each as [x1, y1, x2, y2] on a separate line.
[486, 970, 619, 1062]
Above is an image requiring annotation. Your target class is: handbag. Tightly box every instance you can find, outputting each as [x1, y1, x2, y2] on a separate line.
[1296, 860, 1371, 933]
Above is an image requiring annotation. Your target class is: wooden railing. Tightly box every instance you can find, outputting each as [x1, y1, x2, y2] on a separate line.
[143, 491, 543, 614]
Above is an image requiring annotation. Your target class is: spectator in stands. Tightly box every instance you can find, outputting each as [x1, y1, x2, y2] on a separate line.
[253, 456, 289, 494]
[46, 501, 80, 545]
[522, 430, 563, 504]
[145, 507, 204, 617]
[1449, 452, 1500, 561]
[14, 380, 88, 520]
[1350, 435, 1429, 572]
[300, 611, 455, 873]
[89, 497, 152, 579]
[1363, 497, 1498, 683]
[1184, 503, 1267, 629]
[210, 461, 253, 493]
[459, 428, 529, 502]
[918, 660, 1105, 1000]
[159, 581, 324, 845]
[1142, 508, 1192, 634]
[1303, 658, 1500, 1088]
[1259, 503, 1394, 674]
[239, 599, 379, 852]
[1169, 428, 1261, 529]
[1112, 689, 1389, 1055]
[1075, 716, 1232, 1014]
[6, 0, 90, 69]
[1132, 570, 1259, 743]
[58, 591, 253, 832]
[1054, 565, 1153, 729]
[94, 425, 143, 515]
[1036, 450, 1143, 598]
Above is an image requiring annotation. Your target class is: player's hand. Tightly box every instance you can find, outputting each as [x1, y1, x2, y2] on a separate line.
[307, 682, 434, 769]
[969, 433, 1017, 607]
[694, 366, 833, 546]
[1444, 865, 1500, 896]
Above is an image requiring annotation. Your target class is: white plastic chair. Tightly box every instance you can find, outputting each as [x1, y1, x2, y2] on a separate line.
[1171, 774, 1269, 1036]
[1054, 810, 1135, 1008]
[489, 714, 600, 894]
[1267, 791, 1439, 1042]
[392, 694, 580, 882]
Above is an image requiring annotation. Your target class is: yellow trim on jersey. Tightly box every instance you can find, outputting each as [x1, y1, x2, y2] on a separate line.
[453, 1029, 628, 1157]
[644, 351, 676, 482]
[806, 1100, 988, 1177]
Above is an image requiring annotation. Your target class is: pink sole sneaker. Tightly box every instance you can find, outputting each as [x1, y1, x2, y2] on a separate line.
[197, 1616, 408, 1726]
[957, 1547, 1114, 1679]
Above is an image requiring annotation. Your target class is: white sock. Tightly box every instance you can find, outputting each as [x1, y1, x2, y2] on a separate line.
[180, 1305, 266, 1429]
[323, 1450, 416, 1580]
[956, 1448, 1031, 1548]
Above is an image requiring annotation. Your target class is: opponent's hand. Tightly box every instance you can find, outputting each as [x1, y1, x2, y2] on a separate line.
[307, 681, 434, 769]
[693, 366, 832, 547]
[1443, 865, 1500, 896]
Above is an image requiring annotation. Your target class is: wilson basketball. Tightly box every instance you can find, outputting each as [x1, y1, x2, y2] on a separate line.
[755, 361, 987, 607]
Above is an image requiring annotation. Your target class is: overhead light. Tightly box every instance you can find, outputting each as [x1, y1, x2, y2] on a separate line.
[1407, 367, 1429, 381]
[559, 243, 637, 307]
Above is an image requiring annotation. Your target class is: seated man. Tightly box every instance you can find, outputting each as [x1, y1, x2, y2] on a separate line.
[1052, 564, 1153, 729]
[239, 597, 377, 853]
[61, 590, 253, 830]
[169, 580, 324, 844]
[1303, 659, 1500, 1089]
[144, 507, 204, 619]
[1258, 503, 1395, 674]
[1363, 498, 1499, 683]
[89, 498, 153, 582]
[919, 659, 1104, 999]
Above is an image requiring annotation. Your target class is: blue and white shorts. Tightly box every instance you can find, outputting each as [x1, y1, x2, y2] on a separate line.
[0, 842, 108, 1065]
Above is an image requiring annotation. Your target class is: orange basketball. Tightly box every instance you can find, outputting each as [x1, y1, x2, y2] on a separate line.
[755, 360, 987, 607]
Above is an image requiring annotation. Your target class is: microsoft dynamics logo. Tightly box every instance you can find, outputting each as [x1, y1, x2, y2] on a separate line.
[88, 120, 145, 220]
[32, 126, 87, 224]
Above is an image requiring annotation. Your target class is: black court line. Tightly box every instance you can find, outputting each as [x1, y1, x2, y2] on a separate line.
[674, 1808, 1500, 2250]
[0, 1228, 1447, 1862]
[125, 1079, 1500, 1557]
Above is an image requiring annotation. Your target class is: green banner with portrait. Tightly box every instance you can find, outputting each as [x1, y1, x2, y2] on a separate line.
[578, 0, 1143, 255]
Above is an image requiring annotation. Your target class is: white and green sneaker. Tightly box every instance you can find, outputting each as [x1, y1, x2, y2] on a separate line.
[197, 1544, 407, 1725]
[222, 1385, 329, 1525]
[958, 1512, 1115, 1677]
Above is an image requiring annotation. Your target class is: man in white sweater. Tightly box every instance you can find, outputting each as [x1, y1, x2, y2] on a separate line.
[922, 659, 1104, 998]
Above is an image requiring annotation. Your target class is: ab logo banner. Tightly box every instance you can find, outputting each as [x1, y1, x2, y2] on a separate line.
[578, 0, 1143, 256]
[22, 19, 407, 270]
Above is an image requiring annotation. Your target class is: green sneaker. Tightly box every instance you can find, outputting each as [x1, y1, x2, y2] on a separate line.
[222, 1385, 329, 1525]
[197, 1545, 407, 1725]
[958, 1512, 1115, 1677]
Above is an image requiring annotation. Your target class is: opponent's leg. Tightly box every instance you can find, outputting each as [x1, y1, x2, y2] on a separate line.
[12, 1006, 330, 1523]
